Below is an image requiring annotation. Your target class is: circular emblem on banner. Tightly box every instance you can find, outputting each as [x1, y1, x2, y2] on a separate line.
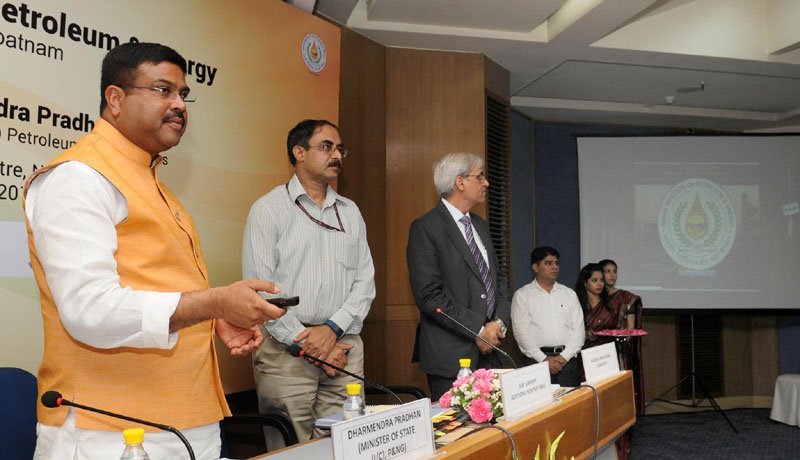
[301, 34, 326, 73]
[658, 178, 736, 270]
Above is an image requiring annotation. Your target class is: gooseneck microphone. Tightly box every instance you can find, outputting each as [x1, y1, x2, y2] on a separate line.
[41, 390, 195, 460]
[287, 344, 403, 404]
[435, 307, 518, 368]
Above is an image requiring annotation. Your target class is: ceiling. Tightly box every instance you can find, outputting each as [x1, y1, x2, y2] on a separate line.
[314, 0, 800, 132]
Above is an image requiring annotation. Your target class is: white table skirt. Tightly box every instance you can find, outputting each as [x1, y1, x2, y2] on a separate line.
[771, 374, 800, 426]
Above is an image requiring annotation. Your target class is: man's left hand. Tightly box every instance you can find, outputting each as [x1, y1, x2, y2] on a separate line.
[319, 342, 353, 378]
[216, 319, 264, 357]
[294, 325, 338, 363]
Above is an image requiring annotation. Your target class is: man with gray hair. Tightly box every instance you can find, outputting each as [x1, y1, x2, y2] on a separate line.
[407, 152, 511, 401]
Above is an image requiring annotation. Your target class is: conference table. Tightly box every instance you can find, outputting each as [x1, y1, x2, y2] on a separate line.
[258, 370, 636, 460]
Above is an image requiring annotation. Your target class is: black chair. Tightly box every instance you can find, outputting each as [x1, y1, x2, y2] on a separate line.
[365, 385, 427, 404]
[0, 367, 38, 460]
[220, 389, 298, 458]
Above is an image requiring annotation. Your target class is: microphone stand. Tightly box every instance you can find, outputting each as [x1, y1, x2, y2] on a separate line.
[436, 308, 518, 368]
[287, 345, 403, 404]
[42, 391, 195, 460]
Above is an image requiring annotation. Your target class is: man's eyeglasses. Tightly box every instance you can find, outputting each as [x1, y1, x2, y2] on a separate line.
[463, 173, 486, 182]
[305, 141, 348, 158]
[120, 85, 195, 102]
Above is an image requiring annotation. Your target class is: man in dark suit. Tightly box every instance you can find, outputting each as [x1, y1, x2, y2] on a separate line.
[407, 152, 512, 401]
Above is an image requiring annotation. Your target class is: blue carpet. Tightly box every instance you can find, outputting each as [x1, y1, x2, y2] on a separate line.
[631, 409, 800, 459]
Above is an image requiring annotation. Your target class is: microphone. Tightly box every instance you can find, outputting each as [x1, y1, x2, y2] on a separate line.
[41, 390, 195, 460]
[435, 307, 518, 368]
[287, 344, 403, 404]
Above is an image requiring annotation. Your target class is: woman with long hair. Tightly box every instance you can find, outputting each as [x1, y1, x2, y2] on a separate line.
[575, 263, 616, 349]
[599, 258, 645, 415]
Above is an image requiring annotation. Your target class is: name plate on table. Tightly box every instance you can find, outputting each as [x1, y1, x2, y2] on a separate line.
[331, 398, 435, 460]
[582, 342, 620, 383]
[499, 361, 553, 420]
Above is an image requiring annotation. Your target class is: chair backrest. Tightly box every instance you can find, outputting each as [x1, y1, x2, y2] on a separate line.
[0, 367, 38, 460]
[365, 385, 428, 404]
[220, 389, 298, 458]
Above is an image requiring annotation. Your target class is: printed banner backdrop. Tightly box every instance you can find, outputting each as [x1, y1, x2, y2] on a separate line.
[0, 0, 340, 387]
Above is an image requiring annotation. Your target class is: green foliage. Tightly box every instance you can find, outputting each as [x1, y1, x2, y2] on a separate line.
[533, 430, 574, 460]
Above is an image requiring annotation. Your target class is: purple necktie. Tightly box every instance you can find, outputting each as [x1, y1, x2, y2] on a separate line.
[459, 215, 496, 318]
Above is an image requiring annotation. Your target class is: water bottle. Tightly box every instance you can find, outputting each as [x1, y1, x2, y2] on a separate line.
[120, 428, 151, 459]
[342, 383, 366, 420]
[456, 358, 473, 379]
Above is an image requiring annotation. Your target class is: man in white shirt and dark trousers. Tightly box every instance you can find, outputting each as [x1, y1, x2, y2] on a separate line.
[511, 246, 585, 387]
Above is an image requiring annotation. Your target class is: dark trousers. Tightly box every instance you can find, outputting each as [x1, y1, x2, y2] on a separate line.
[427, 352, 503, 402]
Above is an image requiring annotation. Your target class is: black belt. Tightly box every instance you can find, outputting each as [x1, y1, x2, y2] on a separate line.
[541, 346, 566, 354]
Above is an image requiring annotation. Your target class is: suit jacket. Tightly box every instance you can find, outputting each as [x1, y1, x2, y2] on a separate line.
[406, 200, 511, 378]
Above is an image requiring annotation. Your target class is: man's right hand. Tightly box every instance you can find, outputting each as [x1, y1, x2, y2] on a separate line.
[214, 280, 286, 327]
[475, 320, 503, 353]
[171, 279, 286, 332]
[544, 355, 564, 375]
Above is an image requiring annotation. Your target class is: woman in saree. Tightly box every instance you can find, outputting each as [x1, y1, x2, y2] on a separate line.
[576, 263, 616, 349]
[599, 258, 645, 415]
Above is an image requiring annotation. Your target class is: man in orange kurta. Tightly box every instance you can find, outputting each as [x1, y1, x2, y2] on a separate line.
[23, 42, 286, 459]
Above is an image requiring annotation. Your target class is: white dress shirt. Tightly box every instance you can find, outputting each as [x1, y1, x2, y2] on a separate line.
[441, 198, 488, 264]
[510, 279, 585, 362]
[26, 161, 219, 457]
[25, 161, 179, 349]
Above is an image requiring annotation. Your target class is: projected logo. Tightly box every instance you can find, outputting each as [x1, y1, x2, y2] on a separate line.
[301, 34, 326, 73]
[658, 178, 736, 270]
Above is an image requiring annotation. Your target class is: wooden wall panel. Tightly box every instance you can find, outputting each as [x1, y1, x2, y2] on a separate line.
[360, 321, 387, 385]
[750, 315, 779, 396]
[483, 55, 510, 100]
[643, 313, 779, 407]
[338, 28, 387, 323]
[642, 314, 678, 401]
[723, 316, 752, 396]
[338, 28, 387, 382]
[385, 48, 488, 307]
[385, 318, 429, 392]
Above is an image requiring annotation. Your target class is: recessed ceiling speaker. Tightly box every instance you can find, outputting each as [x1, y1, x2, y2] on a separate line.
[676, 81, 705, 94]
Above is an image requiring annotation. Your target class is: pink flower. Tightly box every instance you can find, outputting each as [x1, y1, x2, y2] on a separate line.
[467, 397, 494, 424]
[439, 390, 452, 408]
[453, 375, 471, 389]
[472, 368, 494, 381]
[472, 377, 493, 396]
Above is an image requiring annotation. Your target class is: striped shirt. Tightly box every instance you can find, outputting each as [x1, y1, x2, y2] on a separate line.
[242, 174, 375, 345]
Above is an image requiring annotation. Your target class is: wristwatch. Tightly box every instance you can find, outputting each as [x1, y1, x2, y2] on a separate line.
[493, 317, 507, 335]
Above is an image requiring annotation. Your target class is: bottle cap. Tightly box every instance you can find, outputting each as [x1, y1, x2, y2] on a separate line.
[123, 428, 145, 445]
[459, 358, 471, 368]
[346, 383, 362, 395]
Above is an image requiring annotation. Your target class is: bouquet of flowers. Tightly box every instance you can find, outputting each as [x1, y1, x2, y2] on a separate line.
[438, 368, 503, 423]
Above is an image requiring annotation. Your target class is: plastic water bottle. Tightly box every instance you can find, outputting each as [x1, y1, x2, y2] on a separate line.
[342, 383, 366, 420]
[120, 428, 151, 459]
[456, 358, 473, 379]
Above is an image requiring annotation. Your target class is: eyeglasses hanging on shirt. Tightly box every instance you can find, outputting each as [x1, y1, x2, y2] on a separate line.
[285, 184, 345, 233]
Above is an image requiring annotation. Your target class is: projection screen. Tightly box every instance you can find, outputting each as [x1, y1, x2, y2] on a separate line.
[577, 135, 800, 309]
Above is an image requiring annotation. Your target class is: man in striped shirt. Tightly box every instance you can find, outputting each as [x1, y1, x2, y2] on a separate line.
[243, 119, 375, 441]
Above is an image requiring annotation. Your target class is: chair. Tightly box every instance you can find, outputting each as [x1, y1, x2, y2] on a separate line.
[220, 389, 298, 458]
[0, 367, 38, 460]
[365, 385, 427, 404]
